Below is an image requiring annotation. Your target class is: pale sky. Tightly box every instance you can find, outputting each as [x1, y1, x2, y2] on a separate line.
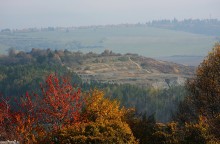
[0, 0, 220, 29]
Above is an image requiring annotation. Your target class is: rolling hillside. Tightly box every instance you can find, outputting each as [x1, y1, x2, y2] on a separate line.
[0, 49, 195, 89]
[67, 51, 195, 88]
[0, 25, 216, 58]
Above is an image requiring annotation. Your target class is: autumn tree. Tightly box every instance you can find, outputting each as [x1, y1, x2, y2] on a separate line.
[175, 43, 220, 121]
[11, 92, 40, 143]
[186, 43, 220, 119]
[175, 43, 220, 142]
[179, 116, 215, 144]
[0, 96, 10, 125]
[38, 74, 83, 131]
[0, 74, 84, 143]
[0, 95, 12, 140]
[48, 89, 138, 144]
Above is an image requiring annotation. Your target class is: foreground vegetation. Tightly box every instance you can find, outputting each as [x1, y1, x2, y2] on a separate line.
[0, 43, 220, 143]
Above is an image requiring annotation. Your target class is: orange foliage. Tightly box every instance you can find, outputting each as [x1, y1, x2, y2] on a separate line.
[0, 96, 10, 124]
[11, 92, 39, 143]
[0, 95, 12, 140]
[0, 74, 85, 143]
[47, 89, 138, 143]
[38, 74, 83, 130]
[84, 89, 124, 122]
[191, 43, 220, 119]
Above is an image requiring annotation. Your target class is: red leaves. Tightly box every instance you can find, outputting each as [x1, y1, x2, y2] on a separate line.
[0, 95, 10, 124]
[7, 92, 39, 143]
[0, 95, 15, 141]
[39, 74, 83, 129]
[0, 74, 85, 143]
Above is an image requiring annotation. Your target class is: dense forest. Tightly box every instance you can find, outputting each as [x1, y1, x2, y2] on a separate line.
[0, 43, 220, 143]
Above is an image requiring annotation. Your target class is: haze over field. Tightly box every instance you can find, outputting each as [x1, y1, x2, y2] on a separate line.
[0, 0, 219, 66]
[1, 0, 220, 29]
[1, 1, 220, 143]
[0, 25, 216, 60]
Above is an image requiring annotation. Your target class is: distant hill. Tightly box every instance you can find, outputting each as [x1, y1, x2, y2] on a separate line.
[0, 49, 195, 88]
[0, 24, 216, 58]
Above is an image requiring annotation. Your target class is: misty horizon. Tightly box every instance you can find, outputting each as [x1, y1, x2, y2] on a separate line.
[1, 18, 220, 31]
[1, 0, 220, 29]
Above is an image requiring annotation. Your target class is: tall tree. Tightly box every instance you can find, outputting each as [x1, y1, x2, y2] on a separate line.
[175, 43, 220, 142]
[38, 74, 83, 130]
[187, 43, 220, 119]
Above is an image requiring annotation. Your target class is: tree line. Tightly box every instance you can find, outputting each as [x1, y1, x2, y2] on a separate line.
[148, 19, 220, 36]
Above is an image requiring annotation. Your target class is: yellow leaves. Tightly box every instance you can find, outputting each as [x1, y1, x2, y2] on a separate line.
[187, 43, 220, 120]
[85, 89, 124, 122]
[166, 122, 178, 134]
[13, 112, 39, 144]
[30, 134, 37, 143]
[45, 89, 138, 143]
[180, 115, 218, 143]
[18, 87, 138, 143]
[51, 119, 137, 144]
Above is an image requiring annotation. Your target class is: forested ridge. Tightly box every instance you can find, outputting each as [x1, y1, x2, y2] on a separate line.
[0, 49, 188, 122]
[0, 44, 220, 143]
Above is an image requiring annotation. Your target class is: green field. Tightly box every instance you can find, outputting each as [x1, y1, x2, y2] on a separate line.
[0, 25, 216, 57]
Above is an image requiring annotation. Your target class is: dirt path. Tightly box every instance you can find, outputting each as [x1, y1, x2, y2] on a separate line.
[128, 57, 142, 70]
[128, 57, 151, 73]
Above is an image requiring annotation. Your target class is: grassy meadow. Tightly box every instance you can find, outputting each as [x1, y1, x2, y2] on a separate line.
[0, 25, 216, 57]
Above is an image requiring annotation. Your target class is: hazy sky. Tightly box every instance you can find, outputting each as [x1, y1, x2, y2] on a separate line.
[0, 0, 220, 29]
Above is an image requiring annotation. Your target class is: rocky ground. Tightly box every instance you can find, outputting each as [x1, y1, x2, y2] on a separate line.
[69, 52, 195, 88]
